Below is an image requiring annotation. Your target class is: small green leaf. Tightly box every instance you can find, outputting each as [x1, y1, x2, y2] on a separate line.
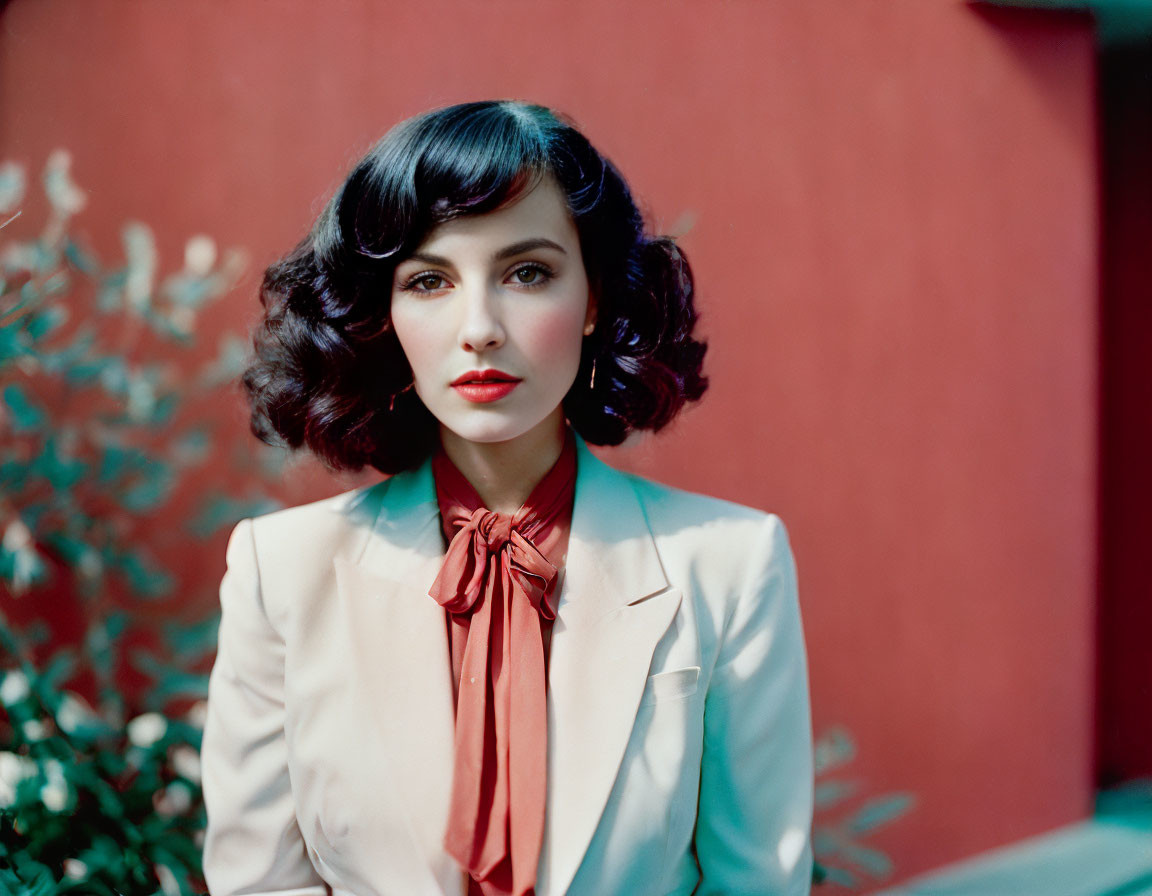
[147, 391, 180, 425]
[0, 457, 29, 488]
[171, 427, 211, 466]
[186, 494, 282, 538]
[2, 383, 46, 431]
[38, 648, 79, 691]
[161, 612, 221, 662]
[114, 548, 174, 598]
[0, 538, 48, 593]
[838, 840, 894, 877]
[815, 778, 862, 809]
[844, 793, 915, 834]
[98, 356, 129, 394]
[63, 236, 101, 275]
[97, 442, 139, 485]
[25, 304, 68, 340]
[818, 865, 857, 887]
[197, 331, 250, 389]
[132, 653, 211, 704]
[31, 435, 88, 490]
[813, 726, 856, 774]
[119, 460, 175, 513]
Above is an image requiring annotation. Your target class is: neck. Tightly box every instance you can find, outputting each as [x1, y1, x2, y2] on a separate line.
[439, 412, 568, 514]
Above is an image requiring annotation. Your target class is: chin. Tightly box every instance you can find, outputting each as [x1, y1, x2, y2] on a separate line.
[437, 404, 567, 449]
[439, 417, 541, 446]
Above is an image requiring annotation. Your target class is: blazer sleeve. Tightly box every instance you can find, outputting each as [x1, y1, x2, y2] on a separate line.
[201, 518, 329, 896]
[694, 514, 814, 896]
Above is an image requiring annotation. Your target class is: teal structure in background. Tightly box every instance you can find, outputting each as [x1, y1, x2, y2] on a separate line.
[975, 0, 1152, 43]
[874, 782, 1152, 896]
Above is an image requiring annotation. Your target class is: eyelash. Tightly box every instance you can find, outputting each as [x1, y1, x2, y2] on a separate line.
[398, 262, 555, 293]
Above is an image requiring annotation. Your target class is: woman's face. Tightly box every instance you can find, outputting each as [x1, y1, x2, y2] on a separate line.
[390, 175, 596, 449]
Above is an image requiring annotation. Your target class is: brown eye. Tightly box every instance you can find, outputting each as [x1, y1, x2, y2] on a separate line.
[508, 263, 552, 287]
[402, 272, 448, 292]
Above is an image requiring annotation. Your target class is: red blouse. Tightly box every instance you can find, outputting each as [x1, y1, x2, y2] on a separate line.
[429, 432, 577, 896]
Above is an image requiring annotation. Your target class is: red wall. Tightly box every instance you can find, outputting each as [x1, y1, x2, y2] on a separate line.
[0, 1, 1099, 887]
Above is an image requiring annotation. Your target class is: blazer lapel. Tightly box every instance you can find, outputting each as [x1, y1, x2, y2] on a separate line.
[539, 439, 683, 895]
[333, 462, 461, 891]
[330, 440, 679, 895]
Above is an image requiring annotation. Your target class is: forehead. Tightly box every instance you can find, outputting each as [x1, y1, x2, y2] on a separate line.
[412, 175, 578, 254]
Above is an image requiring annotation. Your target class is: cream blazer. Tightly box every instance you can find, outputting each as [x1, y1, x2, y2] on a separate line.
[202, 436, 814, 896]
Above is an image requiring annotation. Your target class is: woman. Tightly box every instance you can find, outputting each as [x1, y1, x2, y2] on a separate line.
[202, 100, 813, 896]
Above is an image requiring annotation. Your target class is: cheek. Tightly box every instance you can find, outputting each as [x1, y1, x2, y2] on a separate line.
[390, 315, 440, 375]
[525, 307, 587, 361]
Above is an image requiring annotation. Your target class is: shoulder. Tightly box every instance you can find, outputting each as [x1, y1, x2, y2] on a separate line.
[238, 477, 396, 574]
[612, 463, 787, 549]
[596, 461, 794, 592]
[221, 478, 397, 632]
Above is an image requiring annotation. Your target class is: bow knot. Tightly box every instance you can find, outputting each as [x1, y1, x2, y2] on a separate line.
[430, 508, 558, 620]
[473, 508, 513, 551]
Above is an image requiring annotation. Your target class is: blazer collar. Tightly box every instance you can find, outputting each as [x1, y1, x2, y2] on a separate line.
[341, 434, 680, 895]
[352, 434, 670, 612]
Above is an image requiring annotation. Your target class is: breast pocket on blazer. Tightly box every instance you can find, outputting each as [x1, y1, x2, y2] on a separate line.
[640, 665, 701, 706]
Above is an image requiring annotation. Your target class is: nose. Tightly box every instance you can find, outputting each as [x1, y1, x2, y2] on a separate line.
[457, 282, 505, 352]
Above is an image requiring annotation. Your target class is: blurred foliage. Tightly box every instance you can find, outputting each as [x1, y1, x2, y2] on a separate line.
[812, 726, 916, 889]
[0, 653, 205, 895]
[0, 151, 285, 892]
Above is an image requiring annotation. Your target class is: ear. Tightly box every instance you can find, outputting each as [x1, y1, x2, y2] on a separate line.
[583, 287, 599, 334]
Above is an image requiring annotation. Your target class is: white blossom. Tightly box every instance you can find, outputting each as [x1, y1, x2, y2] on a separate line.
[40, 782, 67, 811]
[184, 235, 217, 276]
[127, 712, 167, 748]
[155, 862, 180, 896]
[0, 751, 35, 806]
[122, 221, 157, 311]
[2, 519, 32, 552]
[170, 744, 201, 782]
[44, 149, 87, 216]
[0, 753, 26, 807]
[0, 161, 26, 214]
[154, 780, 193, 817]
[39, 760, 68, 812]
[186, 700, 208, 729]
[77, 548, 103, 580]
[56, 693, 93, 734]
[21, 719, 47, 741]
[0, 670, 30, 705]
[63, 858, 89, 879]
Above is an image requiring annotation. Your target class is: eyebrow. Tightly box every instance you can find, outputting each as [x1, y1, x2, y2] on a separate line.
[404, 237, 568, 267]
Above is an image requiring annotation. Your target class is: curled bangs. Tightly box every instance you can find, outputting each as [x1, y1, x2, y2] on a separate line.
[340, 101, 561, 263]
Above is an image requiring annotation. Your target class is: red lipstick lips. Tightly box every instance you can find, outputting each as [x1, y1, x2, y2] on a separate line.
[451, 369, 521, 403]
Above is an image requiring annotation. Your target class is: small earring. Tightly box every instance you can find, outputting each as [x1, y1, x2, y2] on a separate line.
[584, 322, 595, 336]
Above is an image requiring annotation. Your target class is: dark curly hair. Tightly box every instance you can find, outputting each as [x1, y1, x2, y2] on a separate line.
[244, 100, 708, 473]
